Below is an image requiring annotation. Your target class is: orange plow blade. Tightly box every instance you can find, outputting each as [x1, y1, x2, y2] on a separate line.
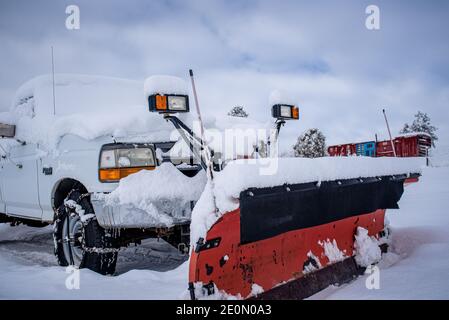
[188, 173, 419, 299]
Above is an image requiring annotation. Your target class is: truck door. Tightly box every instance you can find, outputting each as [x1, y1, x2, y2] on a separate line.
[0, 143, 42, 219]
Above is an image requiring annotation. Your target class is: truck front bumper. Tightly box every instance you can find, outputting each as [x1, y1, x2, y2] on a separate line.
[91, 194, 193, 229]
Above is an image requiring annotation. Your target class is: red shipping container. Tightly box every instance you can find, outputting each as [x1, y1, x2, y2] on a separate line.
[376, 134, 431, 157]
[329, 134, 431, 158]
[327, 143, 357, 157]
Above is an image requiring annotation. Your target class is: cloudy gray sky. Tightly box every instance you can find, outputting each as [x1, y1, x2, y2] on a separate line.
[1, 0, 448, 150]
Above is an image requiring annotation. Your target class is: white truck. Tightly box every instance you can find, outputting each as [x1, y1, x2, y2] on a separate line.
[0, 74, 203, 275]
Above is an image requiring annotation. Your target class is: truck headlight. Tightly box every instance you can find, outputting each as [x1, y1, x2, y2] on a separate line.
[99, 144, 156, 182]
[148, 94, 189, 113]
[271, 104, 299, 120]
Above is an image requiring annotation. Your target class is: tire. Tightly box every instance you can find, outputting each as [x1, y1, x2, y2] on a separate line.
[53, 189, 118, 275]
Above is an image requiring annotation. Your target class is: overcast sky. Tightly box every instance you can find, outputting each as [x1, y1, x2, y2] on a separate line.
[1, 0, 448, 150]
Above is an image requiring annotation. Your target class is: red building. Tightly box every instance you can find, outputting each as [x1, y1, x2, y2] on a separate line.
[328, 133, 432, 158]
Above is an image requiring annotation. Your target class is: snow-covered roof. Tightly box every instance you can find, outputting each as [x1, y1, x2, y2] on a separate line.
[0, 74, 185, 152]
[396, 132, 432, 139]
[12, 74, 146, 116]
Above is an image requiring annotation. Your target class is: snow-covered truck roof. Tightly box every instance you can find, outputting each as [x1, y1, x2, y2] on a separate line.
[12, 74, 145, 116]
[0, 74, 180, 152]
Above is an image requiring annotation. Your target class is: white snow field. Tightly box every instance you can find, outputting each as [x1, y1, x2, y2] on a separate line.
[1, 165, 448, 299]
[310, 165, 449, 300]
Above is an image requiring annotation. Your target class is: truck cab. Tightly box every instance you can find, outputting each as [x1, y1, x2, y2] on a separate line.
[0, 74, 203, 274]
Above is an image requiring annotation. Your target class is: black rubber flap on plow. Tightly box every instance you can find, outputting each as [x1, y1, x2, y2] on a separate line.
[251, 244, 389, 300]
[251, 256, 364, 300]
[239, 174, 409, 245]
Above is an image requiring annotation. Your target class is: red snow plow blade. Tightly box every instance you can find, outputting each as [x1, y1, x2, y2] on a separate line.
[188, 173, 420, 299]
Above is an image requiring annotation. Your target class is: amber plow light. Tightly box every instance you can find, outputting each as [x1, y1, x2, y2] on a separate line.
[148, 94, 189, 113]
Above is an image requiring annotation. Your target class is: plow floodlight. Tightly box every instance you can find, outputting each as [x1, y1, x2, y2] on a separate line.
[148, 94, 190, 113]
[272, 104, 299, 120]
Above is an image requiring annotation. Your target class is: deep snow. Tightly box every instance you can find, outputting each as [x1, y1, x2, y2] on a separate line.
[1, 165, 448, 299]
[310, 165, 449, 299]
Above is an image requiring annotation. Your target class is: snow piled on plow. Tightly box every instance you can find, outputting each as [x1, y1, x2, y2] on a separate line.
[190, 156, 423, 246]
[213, 156, 424, 213]
[354, 227, 382, 267]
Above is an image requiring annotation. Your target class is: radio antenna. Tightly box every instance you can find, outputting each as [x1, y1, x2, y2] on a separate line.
[51, 46, 56, 115]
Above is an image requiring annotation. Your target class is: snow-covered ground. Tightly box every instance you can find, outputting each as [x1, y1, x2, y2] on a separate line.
[310, 165, 449, 299]
[1, 165, 448, 299]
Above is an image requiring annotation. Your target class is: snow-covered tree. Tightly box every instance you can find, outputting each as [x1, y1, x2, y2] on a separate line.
[228, 106, 249, 118]
[400, 111, 438, 146]
[293, 128, 327, 158]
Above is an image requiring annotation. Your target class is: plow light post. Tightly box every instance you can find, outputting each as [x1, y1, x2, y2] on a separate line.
[148, 91, 208, 171]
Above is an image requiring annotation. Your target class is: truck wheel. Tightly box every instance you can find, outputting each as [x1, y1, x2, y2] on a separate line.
[53, 189, 118, 275]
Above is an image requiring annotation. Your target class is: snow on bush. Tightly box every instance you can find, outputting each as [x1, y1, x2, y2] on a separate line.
[400, 111, 438, 146]
[228, 106, 249, 118]
[143, 75, 188, 98]
[293, 128, 327, 158]
[354, 227, 382, 267]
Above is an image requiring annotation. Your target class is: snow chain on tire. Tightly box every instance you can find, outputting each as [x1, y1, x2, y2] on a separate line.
[53, 188, 119, 275]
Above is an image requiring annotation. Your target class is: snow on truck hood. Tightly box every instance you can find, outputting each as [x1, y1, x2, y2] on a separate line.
[98, 163, 207, 227]
[104, 162, 206, 205]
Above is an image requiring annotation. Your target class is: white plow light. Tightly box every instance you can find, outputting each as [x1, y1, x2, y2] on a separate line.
[167, 95, 188, 111]
[272, 104, 299, 120]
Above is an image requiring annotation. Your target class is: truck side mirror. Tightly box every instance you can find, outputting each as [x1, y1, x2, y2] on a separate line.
[0, 123, 16, 138]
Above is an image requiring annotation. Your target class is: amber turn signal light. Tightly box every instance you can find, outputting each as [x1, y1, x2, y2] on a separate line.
[99, 166, 155, 182]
